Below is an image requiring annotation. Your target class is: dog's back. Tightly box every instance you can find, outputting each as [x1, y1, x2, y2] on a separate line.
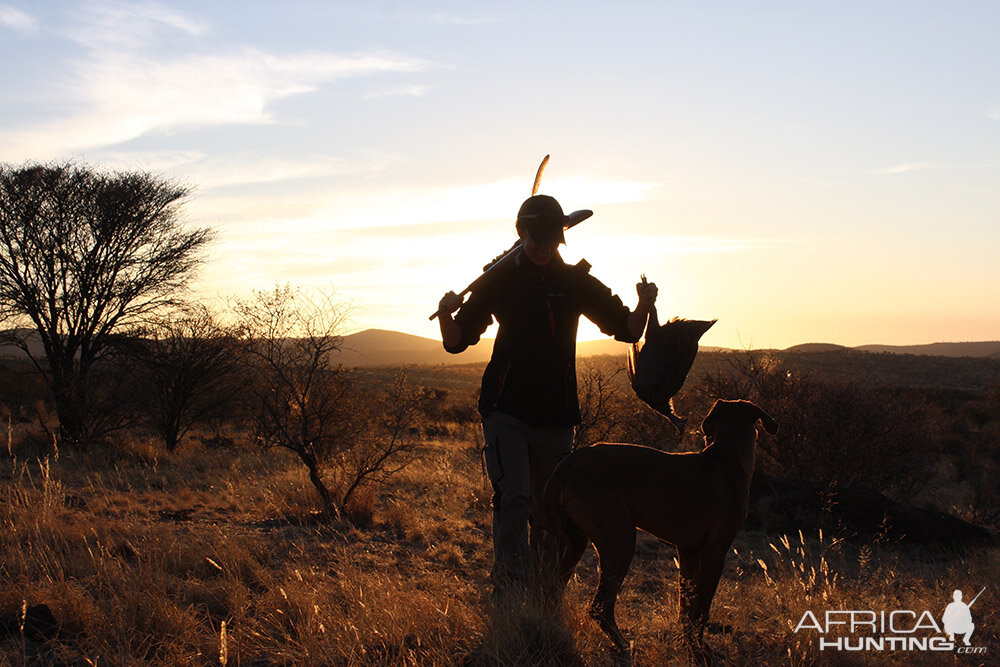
[545, 443, 743, 552]
[546, 400, 778, 551]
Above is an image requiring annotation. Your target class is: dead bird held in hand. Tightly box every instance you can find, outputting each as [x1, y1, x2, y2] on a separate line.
[627, 305, 715, 433]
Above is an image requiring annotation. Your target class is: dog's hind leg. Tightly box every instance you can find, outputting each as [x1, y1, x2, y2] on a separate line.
[540, 480, 589, 600]
[534, 518, 586, 605]
[588, 510, 637, 653]
[556, 523, 588, 588]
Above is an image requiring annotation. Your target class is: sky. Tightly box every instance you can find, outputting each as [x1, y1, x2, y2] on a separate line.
[1, 1, 998, 349]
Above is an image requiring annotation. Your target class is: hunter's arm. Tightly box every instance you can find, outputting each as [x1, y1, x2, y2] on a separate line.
[439, 313, 463, 351]
[439, 289, 493, 354]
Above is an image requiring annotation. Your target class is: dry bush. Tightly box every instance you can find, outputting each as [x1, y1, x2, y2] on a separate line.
[574, 356, 629, 448]
[575, 355, 689, 451]
[942, 385, 1000, 526]
[129, 303, 244, 451]
[329, 372, 436, 521]
[233, 286, 433, 522]
[0, 361, 49, 425]
[695, 348, 940, 501]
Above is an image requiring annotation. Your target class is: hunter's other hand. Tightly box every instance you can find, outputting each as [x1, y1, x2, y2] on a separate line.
[636, 281, 658, 310]
[438, 291, 464, 316]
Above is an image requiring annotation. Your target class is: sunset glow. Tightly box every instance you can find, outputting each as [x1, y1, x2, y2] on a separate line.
[2, 1, 998, 349]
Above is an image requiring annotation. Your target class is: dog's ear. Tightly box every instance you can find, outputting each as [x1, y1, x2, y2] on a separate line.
[753, 404, 779, 435]
[701, 400, 721, 439]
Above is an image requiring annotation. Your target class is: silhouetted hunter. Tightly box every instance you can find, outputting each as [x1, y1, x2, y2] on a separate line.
[436, 194, 657, 601]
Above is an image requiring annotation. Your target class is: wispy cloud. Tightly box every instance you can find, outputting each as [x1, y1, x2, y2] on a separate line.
[90, 150, 207, 173]
[873, 162, 937, 175]
[987, 105, 1000, 121]
[0, 4, 35, 30]
[195, 152, 402, 189]
[0, 3, 431, 161]
[86, 150, 407, 193]
[65, 0, 207, 49]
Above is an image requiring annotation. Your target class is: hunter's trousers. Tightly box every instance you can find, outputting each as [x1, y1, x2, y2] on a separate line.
[481, 411, 574, 600]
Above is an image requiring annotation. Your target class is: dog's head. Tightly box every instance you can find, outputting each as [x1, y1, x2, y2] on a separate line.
[701, 399, 779, 441]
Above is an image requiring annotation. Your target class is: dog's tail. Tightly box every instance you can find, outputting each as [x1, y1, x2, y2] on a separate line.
[541, 461, 582, 560]
[539, 467, 573, 594]
[542, 472, 567, 548]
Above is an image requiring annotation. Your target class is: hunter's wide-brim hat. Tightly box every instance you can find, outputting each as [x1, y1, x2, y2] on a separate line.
[516, 194, 592, 245]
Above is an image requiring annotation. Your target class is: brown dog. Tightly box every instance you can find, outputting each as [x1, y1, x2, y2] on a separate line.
[543, 399, 778, 654]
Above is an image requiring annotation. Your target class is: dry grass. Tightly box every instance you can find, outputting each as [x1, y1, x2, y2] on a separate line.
[1, 429, 997, 665]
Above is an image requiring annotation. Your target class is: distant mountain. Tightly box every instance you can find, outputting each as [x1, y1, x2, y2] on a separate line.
[337, 330, 638, 366]
[854, 342, 1000, 358]
[337, 329, 493, 366]
[577, 338, 633, 358]
[780, 341, 1000, 358]
[0, 329, 42, 360]
[338, 329, 723, 367]
[4, 324, 997, 368]
[784, 343, 853, 353]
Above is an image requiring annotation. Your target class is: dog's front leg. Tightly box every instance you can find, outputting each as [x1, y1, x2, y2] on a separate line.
[676, 546, 703, 645]
[589, 523, 636, 653]
[693, 548, 727, 636]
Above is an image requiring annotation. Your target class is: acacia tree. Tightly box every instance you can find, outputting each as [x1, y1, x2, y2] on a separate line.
[0, 162, 213, 446]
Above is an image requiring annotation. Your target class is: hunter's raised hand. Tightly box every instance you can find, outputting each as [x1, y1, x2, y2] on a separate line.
[437, 291, 465, 348]
[438, 291, 464, 318]
[628, 279, 659, 340]
[636, 280, 658, 311]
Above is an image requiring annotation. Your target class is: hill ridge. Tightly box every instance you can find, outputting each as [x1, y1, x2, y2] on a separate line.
[3, 326, 998, 367]
[339, 329, 1000, 367]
